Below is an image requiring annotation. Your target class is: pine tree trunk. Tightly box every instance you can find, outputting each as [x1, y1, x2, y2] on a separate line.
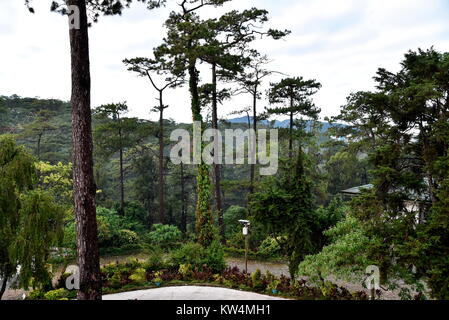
[289, 109, 294, 159]
[118, 121, 125, 216]
[211, 63, 225, 244]
[68, 0, 102, 300]
[37, 133, 42, 160]
[180, 162, 187, 234]
[288, 92, 295, 159]
[249, 86, 258, 195]
[158, 92, 166, 224]
[189, 63, 213, 247]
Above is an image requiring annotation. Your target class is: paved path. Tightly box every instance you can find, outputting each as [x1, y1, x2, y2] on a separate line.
[103, 286, 286, 300]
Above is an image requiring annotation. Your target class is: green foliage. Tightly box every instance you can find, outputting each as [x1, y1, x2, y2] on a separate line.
[129, 268, 147, 284]
[144, 248, 166, 271]
[223, 206, 247, 238]
[298, 214, 375, 283]
[267, 77, 321, 121]
[414, 169, 449, 299]
[250, 151, 320, 278]
[258, 237, 282, 258]
[27, 289, 45, 300]
[195, 163, 215, 247]
[61, 206, 145, 250]
[124, 201, 148, 228]
[145, 224, 182, 250]
[36, 161, 73, 207]
[116, 229, 140, 246]
[171, 241, 225, 273]
[171, 242, 206, 270]
[43, 288, 74, 301]
[96, 257, 367, 300]
[0, 96, 72, 163]
[96, 206, 141, 247]
[0, 135, 64, 296]
[250, 269, 266, 292]
[321, 48, 449, 299]
[204, 240, 226, 273]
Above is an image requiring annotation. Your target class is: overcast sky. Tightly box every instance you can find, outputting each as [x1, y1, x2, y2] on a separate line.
[1, 0, 449, 123]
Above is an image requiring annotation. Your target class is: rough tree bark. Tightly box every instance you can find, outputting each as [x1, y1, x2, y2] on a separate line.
[68, 0, 102, 300]
[118, 115, 125, 216]
[158, 90, 166, 224]
[37, 133, 42, 160]
[289, 92, 294, 159]
[189, 62, 213, 247]
[180, 162, 187, 234]
[249, 84, 258, 196]
[211, 62, 225, 244]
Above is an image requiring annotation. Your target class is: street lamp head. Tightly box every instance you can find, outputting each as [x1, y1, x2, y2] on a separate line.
[238, 220, 250, 225]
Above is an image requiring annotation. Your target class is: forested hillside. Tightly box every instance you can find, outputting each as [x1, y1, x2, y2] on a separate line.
[0, 94, 364, 231]
[2, 0, 448, 303]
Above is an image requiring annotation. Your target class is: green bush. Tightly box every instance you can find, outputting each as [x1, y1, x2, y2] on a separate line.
[251, 269, 266, 292]
[97, 215, 113, 247]
[172, 242, 206, 270]
[145, 224, 182, 250]
[114, 229, 140, 247]
[28, 290, 45, 300]
[96, 206, 144, 248]
[227, 232, 245, 249]
[129, 268, 147, 284]
[178, 264, 194, 279]
[172, 241, 226, 273]
[43, 288, 75, 300]
[62, 222, 76, 250]
[204, 240, 226, 273]
[258, 237, 282, 258]
[124, 201, 147, 228]
[110, 271, 122, 289]
[144, 248, 165, 271]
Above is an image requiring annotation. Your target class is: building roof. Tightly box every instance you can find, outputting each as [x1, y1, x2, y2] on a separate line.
[341, 184, 374, 195]
[341, 184, 430, 202]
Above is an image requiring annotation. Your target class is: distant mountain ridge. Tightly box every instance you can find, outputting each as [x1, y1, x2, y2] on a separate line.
[226, 116, 343, 132]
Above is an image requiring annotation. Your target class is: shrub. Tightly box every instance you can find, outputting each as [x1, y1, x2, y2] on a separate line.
[204, 240, 226, 273]
[124, 201, 147, 228]
[109, 271, 123, 289]
[28, 290, 45, 300]
[62, 222, 77, 250]
[223, 267, 251, 288]
[97, 215, 113, 247]
[144, 248, 165, 271]
[172, 242, 206, 270]
[129, 268, 147, 284]
[153, 271, 163, 285]
[96, 206, 144, 247]
[267, 280, 281, 293]
[227, 232, 245, 249]
[145, 224, 182, 250]
[251, 269, 268, 292]
[114, 229, 140, 247]
[43, 288, 74, 300]
[258, 237, 282, 258]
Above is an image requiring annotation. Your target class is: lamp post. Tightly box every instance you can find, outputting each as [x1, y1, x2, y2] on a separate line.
[238, 220, 250, 274]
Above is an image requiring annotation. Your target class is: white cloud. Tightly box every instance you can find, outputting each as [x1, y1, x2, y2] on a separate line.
[0, 0, 448, 123]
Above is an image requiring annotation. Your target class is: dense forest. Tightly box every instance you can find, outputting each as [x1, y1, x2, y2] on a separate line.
[1, 0, 448, 302]
[0, 94, 361, 237]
